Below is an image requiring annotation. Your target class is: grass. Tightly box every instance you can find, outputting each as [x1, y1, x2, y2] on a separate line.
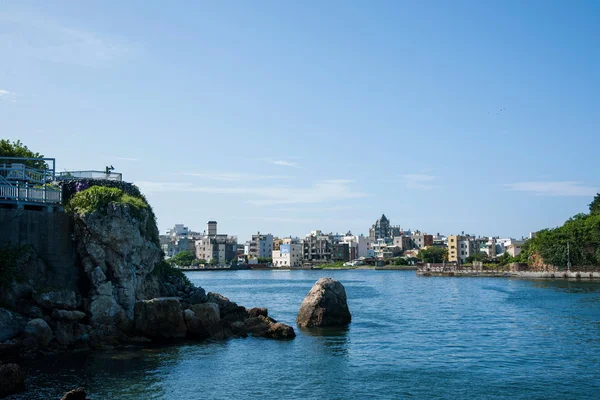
[66, 186, 159, 243]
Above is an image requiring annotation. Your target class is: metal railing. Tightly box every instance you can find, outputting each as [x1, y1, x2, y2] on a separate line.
[0, 183, 62, 204]
[57, 170, 123, 181]
[0, 157, 56, 185]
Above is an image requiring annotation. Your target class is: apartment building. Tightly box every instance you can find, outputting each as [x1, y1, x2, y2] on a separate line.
[195, 221, 237, 264]
[272, 238, 303, 268]
[303, 230, 332, 263]
[247, 232, 274, 259]
[448, 234, 480, 263]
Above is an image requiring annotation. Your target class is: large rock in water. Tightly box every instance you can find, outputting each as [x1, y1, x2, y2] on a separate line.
[134, 298, 187, 339]
[297, 278, 351, 328]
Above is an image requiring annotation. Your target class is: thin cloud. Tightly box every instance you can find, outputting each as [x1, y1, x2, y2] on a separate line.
[0, 9, 136, 67]
[403, 174, 438, 190]
[137, 179, 367, 206]
[182, 172, 293, 182]
[269, 159, 301, 168]
[503, 181, 598, 197]
[0, 89, 17, 102]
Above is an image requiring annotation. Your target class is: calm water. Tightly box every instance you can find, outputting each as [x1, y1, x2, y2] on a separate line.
[11, 270, 600, 399]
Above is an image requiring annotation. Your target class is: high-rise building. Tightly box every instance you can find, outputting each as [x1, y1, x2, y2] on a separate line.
[369, 214, 401, 240]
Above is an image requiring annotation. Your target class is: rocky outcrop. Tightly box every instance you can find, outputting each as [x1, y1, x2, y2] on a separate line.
[134, 298, 187, 339]
[24, 318, 53, 347]
[297, 278, 351, 328]
[0, 363, 25, 397]
[0, 308, 27, 342]
[243, 316, 296, 339]
[33, 290, 77, 310]
[0, 184, 295, 359]
[74, 203, 162, 326]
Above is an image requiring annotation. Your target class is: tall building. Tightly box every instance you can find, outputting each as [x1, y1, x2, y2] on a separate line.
[448, 235, 480, 264]
[195, 221, 237, 264]
[369, 214, 401, 240]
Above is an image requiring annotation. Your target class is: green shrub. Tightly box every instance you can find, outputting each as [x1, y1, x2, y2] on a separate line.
[153, 260, 192, 286]
[66, 186, 124, 214]
[66, 186, 158, 243]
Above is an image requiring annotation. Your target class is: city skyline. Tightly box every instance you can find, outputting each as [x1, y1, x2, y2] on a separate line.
[1, 1, 599, 241]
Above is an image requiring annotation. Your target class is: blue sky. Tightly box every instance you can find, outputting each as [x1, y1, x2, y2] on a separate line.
[1, 0, 599, 241]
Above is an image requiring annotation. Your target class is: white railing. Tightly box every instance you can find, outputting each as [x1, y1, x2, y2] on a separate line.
[0, 184, 62, 204]
[57, 171, 122, 181]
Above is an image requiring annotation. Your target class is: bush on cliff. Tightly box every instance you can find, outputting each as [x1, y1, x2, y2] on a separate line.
[66, 186, 158, 243]
[153, 260, 192, 286]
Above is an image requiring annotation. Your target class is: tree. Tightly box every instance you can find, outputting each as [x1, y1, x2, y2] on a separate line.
[210, 259, 219, 265]
[419, 247, 448, 263]
[169, 250, 195, 267]
[0, 139, 47, 169]
[590, 194, 600, 215]
[466, 252, 489, 264]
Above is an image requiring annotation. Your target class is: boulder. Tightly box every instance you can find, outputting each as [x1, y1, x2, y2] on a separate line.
[297, 278, 351, 328]
[0, 308, 27, 342]
[184, 303, 220, 338]
[89, 296, 126, 326]
[134, 298, 187, 339]
[0, 363, 25, 397]
[52, 310, 87, 321]
[24, 318, 53, 347]
[247, 307, 268, 318]
[33, 290, 77, 310]
[267, 322, 296, 339]
[61, 387, 90, 400]
[55, 321, 75, 345]
[189, 303, 220, 327]
[186, 287, 207, 305]
[243, 316, 295, 340]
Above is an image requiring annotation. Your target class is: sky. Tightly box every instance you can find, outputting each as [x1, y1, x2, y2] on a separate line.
[1, 0, 599, 242]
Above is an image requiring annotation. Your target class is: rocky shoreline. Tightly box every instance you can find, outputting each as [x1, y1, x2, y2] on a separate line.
[0, 184, 296, 398]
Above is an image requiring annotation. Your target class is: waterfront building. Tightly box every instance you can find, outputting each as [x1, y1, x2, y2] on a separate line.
[341, 232, 368, 259]
[247, 232, 274, 259]
[272, 238, 303, 267]
[448, 234, 480, 263]
[332, 242, 350, 262]
[195, 221, 237, 264]
[303, 230, 332, 264]
[368, 214, 401, 240]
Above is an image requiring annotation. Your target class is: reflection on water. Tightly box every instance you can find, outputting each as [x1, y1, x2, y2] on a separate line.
[301, 325, 350, 357]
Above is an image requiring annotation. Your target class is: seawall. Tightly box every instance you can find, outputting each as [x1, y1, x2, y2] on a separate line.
[0, 209, 79, 292]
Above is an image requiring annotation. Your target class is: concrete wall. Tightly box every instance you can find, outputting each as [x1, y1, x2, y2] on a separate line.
[0, 209, 79, 292]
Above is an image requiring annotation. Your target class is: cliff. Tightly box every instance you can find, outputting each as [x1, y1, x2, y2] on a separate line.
[0, 180, 293, 363]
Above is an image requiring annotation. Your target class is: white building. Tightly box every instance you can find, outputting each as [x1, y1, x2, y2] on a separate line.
[342, 233, 368, 259]
[272, 238, 303, 268]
